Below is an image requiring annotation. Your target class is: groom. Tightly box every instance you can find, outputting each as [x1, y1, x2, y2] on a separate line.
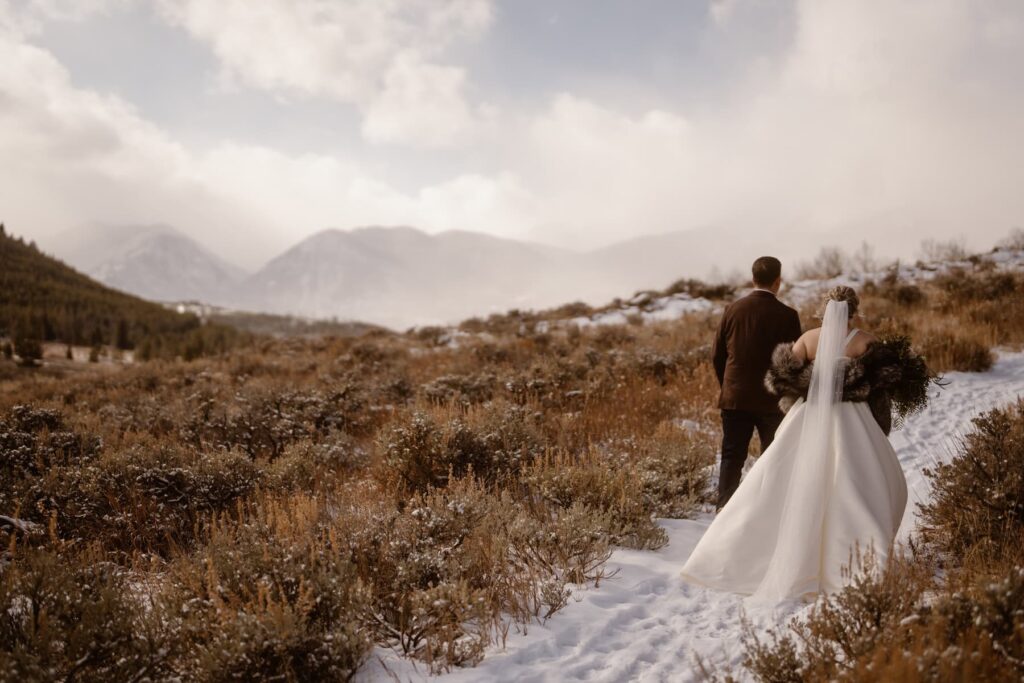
[712, 256, 802, 510]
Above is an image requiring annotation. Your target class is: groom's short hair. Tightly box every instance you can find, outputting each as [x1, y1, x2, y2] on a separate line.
[752, 256, 782, 287]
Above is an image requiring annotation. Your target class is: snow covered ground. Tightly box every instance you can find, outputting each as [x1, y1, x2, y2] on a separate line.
[416, 248, 1024, 347]
[783, 246, 1024, 309]
[362, 349, 1024, 683]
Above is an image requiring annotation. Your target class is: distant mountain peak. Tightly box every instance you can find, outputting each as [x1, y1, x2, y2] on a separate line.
[49, 224, 246, 304]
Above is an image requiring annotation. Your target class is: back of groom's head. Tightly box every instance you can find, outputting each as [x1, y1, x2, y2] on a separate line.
[752, 256, 782, 288]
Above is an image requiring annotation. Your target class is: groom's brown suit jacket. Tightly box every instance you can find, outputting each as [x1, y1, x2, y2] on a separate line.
[713, 290, 802, 413]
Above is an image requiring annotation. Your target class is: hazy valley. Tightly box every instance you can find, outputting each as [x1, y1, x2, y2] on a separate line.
[46, 223, 874, 329]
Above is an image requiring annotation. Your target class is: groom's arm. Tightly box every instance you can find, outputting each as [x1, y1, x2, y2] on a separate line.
[785, 308, 802, 343]
[712, 312, 729, 386]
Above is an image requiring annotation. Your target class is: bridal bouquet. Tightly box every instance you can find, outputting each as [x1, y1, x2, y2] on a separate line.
[874, 334, 942, 429]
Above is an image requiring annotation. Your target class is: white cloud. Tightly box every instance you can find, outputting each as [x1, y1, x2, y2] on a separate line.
[156, 0, 493, 147]
[499, 1, 1024, 254]
[3, 0, 1024, 275]
[0, 22, 282, 262]
[361, 51, 477, 147]
[194, 143, 534, 242]
[0, 16, 528, 265]
[521, 94, 697, 245]
[709, 0, 738, 27]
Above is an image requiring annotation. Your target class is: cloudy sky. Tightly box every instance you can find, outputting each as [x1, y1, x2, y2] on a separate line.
[2, 0, 1023, 268]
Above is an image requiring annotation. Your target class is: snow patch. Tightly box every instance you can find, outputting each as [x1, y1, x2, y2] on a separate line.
[361, 350, 1024, 682]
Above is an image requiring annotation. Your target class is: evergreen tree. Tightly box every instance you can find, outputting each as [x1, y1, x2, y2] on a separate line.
[115, 318, 132, 350]
[0, 225, 248, 361]
[13, 315, 43, 366]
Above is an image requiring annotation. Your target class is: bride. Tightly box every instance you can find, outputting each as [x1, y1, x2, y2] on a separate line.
[681, 286, 910, 602]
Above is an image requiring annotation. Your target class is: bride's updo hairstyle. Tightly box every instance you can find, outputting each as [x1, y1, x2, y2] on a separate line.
[818, 285, 859, 319]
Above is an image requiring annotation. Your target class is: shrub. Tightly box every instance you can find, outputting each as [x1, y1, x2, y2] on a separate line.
[967, 294, 1024, 332]
[378, 412, 483, 492]
[631, 424, 715, 517]
[999, 227, 1024, 251]
[866, 272, 926, 306]
[267, 434, 367, 490]
[378, 405, 544, 493]
[0, 405, 103, 515]
[634, 350, 684, 385]
[0, 548, 175, 682]
[336, 477, 618, 671]
[592, 325, 635, 350]
[344, 480, 505, 669]
[422, 373, 496, 405]
[549, 301, 593, 318]
[886, 282, 925, 306]
[918, 330, 993, 373]
[665, 278, 735, 300]
[180, 384, 378, 460]
[919, 400, 1024, 566]
[920, 237, 968, 262]
[412, 326, 450, 347]
[170, 495, 373, 681]
[935, 268, 1018, 304]
[523, 451, 668, 550]
[471, 342, 512, 365]
[742, 553, 1024, 682]
[12, 317, 42, 367]
[9, 442, 261, 554]
[742, 551, 928, 682]
[795, 247, 845, 280]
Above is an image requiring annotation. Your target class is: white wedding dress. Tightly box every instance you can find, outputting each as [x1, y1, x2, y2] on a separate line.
[681, 301, 907, 602]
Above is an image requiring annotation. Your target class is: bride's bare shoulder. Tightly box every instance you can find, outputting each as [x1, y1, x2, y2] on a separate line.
[792, 327, 820, 361]
[798, 327, 821, 344]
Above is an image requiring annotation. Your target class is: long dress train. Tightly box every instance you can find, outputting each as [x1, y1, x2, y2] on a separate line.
[681, 313, 907, 601]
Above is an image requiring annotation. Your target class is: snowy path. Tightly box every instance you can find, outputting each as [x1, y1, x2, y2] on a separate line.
[364, 350, 1024, 683]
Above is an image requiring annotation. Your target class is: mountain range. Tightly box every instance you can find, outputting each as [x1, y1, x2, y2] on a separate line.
[43, 223, 828, 328]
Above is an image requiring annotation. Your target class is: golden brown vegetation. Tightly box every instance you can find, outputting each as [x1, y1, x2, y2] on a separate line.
[810, 256, 1024, 374]
[0, 246, 1021, 680]
[0, 315, 721, 680]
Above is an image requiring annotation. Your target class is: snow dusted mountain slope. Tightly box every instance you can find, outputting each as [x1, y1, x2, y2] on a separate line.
[362, 349, 1024, 683]
[45, 222, 1024, 331]
[241, 226, 573, 328]
[49, 224, 245, 304]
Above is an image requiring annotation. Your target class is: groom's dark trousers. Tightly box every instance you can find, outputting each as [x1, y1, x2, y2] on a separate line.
[712, 289, 802, 509]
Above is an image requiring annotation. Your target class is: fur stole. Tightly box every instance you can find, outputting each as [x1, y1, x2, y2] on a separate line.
[764, 341, 904, 435]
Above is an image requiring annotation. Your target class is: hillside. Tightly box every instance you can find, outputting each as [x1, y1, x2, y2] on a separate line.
[49, 224, 245, 304]
[239, 226, 570, 327]
[0, 225, 246, 360]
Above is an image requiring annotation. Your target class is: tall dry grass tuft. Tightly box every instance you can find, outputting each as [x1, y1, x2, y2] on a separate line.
[919, 400, 1024, 568]
[857, 260, 1023, 374]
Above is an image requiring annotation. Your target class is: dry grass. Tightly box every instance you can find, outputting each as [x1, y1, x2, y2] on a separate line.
[1, 248, 1019, 679]
[0, 313, 720, 679]
[856, 260, 1023, 373]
